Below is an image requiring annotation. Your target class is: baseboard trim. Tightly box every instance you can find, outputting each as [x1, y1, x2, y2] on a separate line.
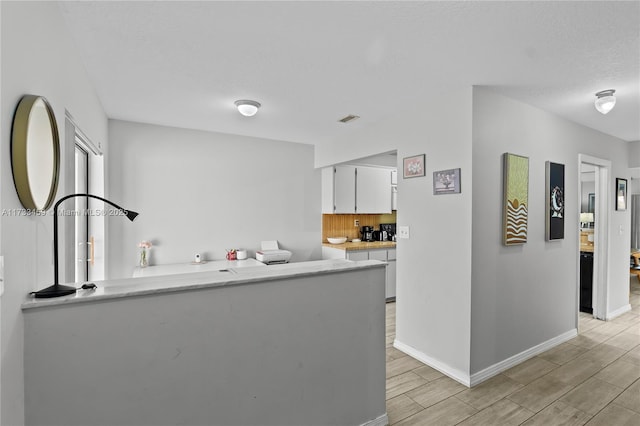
[360, 413, 389, 426]
[393, 340, 471, 387]
[606, 304, 631, 321]
[469, 328, 578, 387]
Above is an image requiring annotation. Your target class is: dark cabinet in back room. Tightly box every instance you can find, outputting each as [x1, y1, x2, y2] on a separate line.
[580, 252, 594, 314]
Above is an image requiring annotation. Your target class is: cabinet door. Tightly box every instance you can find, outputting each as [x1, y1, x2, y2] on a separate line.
[322, 246, 347, 260]
[368, 250, 387, 261]
[386, 260, 396, 300]
[321, 167, 336, 214]
[356, 167, 392, 214]
[387, 249, 396, 260]
[579, 253, 593, 313]
[334, 166, 357, 214]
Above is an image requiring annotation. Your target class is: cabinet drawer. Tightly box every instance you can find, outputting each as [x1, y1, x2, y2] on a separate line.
[368, 250, 387, 261]
[346, 251, 369, 261]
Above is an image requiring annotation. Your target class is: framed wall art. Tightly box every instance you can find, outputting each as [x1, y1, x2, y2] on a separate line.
[433, 168, 461, 195]
[588, 193, 595, 214]
[545, 161, 565, 240]
[503, 153, 529, 246]
[616, 178, 627, 211]
[403, 154, 425, 178]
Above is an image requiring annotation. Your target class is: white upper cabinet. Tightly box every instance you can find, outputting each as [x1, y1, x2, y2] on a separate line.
[322, 165, 356, 213]
[334, 166, 357, 213]
[356, 167, 392, 214]
[322, 165, 392, 214]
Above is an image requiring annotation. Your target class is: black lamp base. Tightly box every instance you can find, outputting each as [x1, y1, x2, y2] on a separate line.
[32, 284, 77, 298]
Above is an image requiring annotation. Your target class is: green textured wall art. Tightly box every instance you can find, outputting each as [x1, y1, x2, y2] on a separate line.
[503, 153, 529, 245]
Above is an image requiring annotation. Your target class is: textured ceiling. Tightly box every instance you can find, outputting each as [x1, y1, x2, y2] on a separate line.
[58, 1, 640, 146]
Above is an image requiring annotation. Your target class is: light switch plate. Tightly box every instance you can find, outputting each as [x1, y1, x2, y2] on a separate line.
[398, 226, 410, 239]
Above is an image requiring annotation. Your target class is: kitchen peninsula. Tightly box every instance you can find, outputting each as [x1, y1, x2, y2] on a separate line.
[22, 260, 387, 426]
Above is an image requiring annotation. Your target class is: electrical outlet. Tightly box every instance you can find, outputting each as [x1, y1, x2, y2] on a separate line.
[354, 220, 360, 227]
[398, 226, 410, 239]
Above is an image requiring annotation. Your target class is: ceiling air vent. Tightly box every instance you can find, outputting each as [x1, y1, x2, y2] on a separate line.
[338, 114, 360, 123]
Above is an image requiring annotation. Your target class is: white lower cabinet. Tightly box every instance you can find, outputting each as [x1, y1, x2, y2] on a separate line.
[386, 260, 396, 300]
[346, 251, 369, 261]
[322, 246, 396, 301]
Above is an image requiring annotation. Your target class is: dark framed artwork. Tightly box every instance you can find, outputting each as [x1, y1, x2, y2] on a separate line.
[545, 161, 565, 241]
[616, 178, 627, 211]
[503, 153, 529, 245]
[433, 168, 461, 195]
[403, 154, 425, 178]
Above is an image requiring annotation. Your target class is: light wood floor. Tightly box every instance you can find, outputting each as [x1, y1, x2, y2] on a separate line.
[385, 277, 640, 425]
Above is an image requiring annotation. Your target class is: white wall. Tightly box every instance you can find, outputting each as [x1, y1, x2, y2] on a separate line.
[629, 140, 640, 168]
[107, 120, 321, 279]
[631, 178, 640, 195]
[0, 2, 108, 424]
[471, 87, 631, 375]
[316, 86, 474, 381]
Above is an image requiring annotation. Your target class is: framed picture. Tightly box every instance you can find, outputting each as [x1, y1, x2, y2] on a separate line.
[503, 153, 529, 246]
[588, 193, 595, 214]
[403, 154, 425, 178]
[433, 168, 461, 195]
[616, 178, 627, 211]
[545, 161, 565, 241]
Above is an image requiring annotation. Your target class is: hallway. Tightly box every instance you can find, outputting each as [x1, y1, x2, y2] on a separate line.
[385, 278, 640, 425]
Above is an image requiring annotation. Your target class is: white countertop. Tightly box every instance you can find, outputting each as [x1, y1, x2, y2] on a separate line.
[132, 258, 265, 278]
[22, 259, 386, 310]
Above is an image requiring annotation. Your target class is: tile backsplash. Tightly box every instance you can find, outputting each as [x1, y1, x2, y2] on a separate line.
[322, 212, 397, 242]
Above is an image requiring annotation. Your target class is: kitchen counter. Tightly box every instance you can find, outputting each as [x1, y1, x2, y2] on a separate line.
[22, 258, 387, 426]
[322, 240, 396, 251]
[23, 259, 383, 310]
[132, 257, 265, 278]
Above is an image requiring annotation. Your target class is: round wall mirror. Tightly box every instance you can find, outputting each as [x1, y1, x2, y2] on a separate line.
[11, 95, 60, 211]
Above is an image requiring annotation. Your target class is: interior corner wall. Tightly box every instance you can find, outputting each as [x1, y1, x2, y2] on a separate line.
[107, 120, 321, 279]
[0, 2, 108, 425]
[315, 86, 474, 381]
[470, 87, 632, 375]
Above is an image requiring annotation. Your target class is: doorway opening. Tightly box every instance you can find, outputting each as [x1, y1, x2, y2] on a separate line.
[578, 155, 611, 325]
[75, 143, 90, 282]
[66, 112, 105, 283]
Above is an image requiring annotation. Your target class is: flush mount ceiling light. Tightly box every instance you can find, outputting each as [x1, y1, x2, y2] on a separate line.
[234, 100, 261, 117]
[594, 89, 616, 115]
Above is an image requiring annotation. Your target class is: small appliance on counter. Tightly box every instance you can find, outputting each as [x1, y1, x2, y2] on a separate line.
[361, 226, 374, 242]
[372, 230, 385, 241]
[380, 223, 396, 241]
[255, 240, 292, 264]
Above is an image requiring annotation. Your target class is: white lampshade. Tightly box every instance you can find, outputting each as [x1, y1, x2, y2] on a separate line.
[234, 100, 261, 117]
[594, 90, 616, 114]
[580, 212, 594, 223]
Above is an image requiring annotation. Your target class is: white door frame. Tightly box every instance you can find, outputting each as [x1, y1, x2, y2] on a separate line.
[578, 154, 611, 323]
[65, 112, 105, 282]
